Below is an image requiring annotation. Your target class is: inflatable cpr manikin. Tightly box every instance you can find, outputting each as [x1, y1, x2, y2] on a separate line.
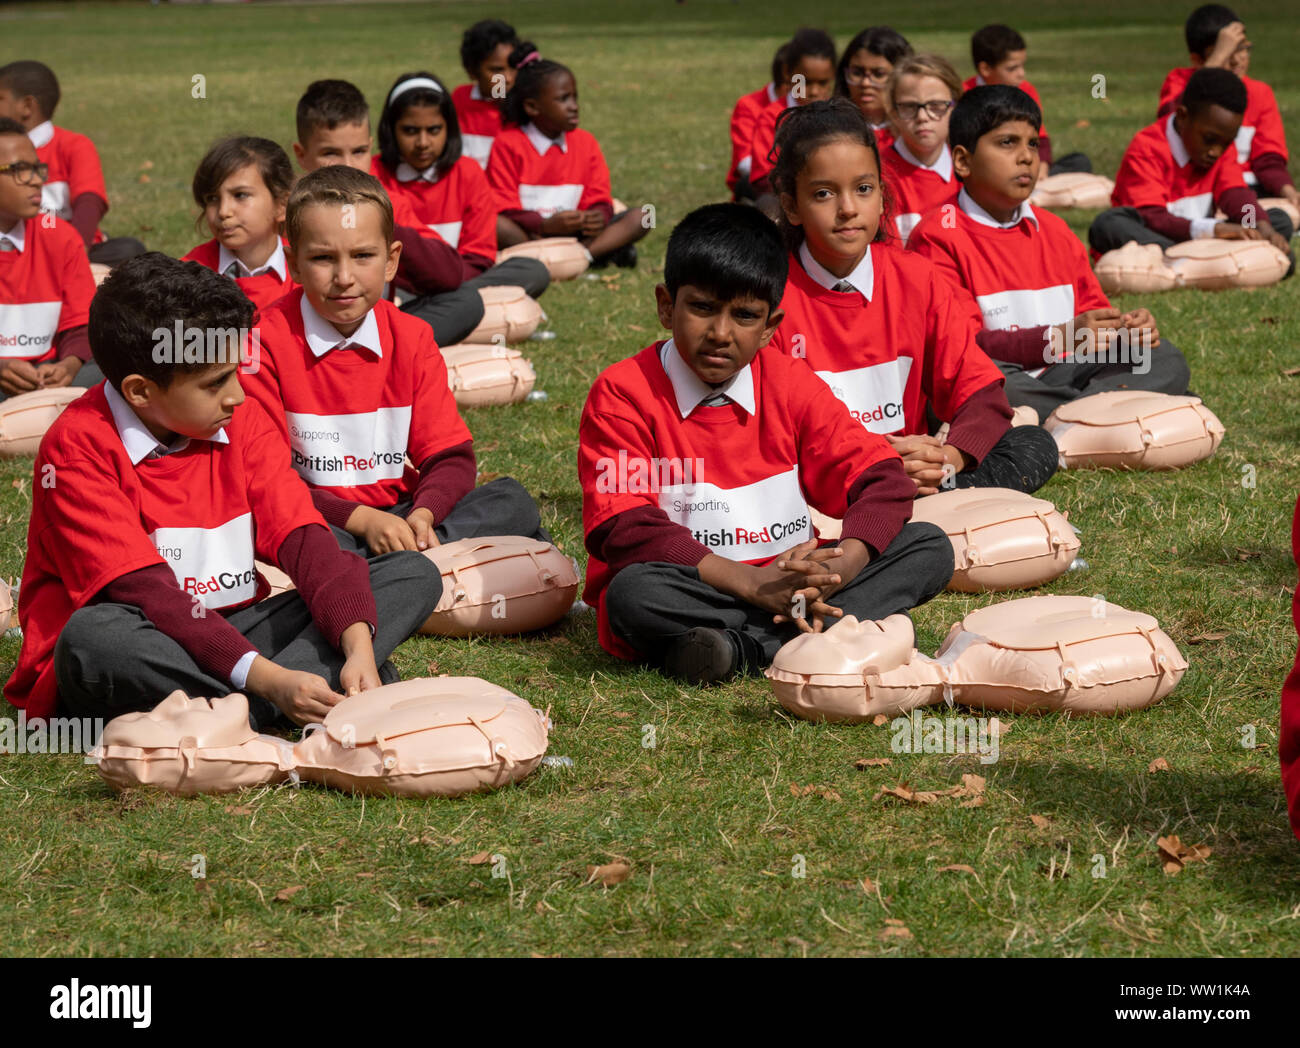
[1164, 238, 1291, 290]
[1028, 172, 1116, 210]
[766, 594, 1187, 722]
[0, 578, 12, 632]
[1094, 242, 1178, 295]
[1215, 197, 1300, 230]
[91, 691, 295, 795]
[440, 343, 537, 406]
[1045, 390, 1224, 470]
[90, 262, 111, 287]
[463, 286, 544, 344]
[419, 536, 578, 637]
[292, 678, 550, 797]
[0, 386, 86, 457]
[92, 678, 551, 798]
[908, 487, 1079, 592]
[495, 237, 592, 281]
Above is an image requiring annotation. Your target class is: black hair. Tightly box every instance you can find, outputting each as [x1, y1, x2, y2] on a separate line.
[1186, 4, 1239, 56]
[89, 253, 254, 392]
[1182, 66, 1247, 117]
[970, 24, 1027, 69]
[296, 79, 369, 143]
[191, 136, 294, 233]
[770, 97, 892, 251]
[0, 117, 27, 138]
[460, 19, 520, 80]
[835, 26, 913, 98]
[771, 42, 791, 89]
[948, 84, 1041, 156]
[0, 60, 59, 121]
[377, 71, 462, 176]
[786, 27, 837, 73]
[664, 203, 788, 312]
[502, 41, 572, 128]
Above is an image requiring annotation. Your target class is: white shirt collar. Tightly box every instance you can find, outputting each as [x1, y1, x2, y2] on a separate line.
[974, 74, 987, 87]
[957, 186, 1038, 229]
[470, 82, 484, 102]
[798, 240, 874, 301]
[1166, 112, 1191, 168]
[300, 294, 384, 358]
[394, 161, 440, 183]
[103, 381, 230, 465]
[27, 120, 53, 149]
[523, 122, 567, 156]
[766, 82, 780, 104]
[0, 219, 25, 253]
[218, 239, 287, 281]
[893, 139, 953, 182]
[659, 338, 756, 419]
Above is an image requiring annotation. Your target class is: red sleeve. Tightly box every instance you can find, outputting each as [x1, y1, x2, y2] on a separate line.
[748, 110, 779, 187]
[1250, 82, 1289, 164]
[275, 523, 376, 647]
[840, 458, 915, 556]
[1281, 494, 1300, 841]
[1218, 185, 1261, 225]
[728, 95, 759, 191]
[502, 208, 544, 235]
[976, 325, 1053, 368]
[944, 380, 1013, 464]
[411, 440, 477, 523]
[579, 376, 667, 539]
[1252, 153, 1294, 196]
[1156, 69, 1186, 119]
[238, 399, 331, 562]
[404, 322, 473, 464]
[310, 488, 362, 530]
[917, 268, 1007, 438]
[456, 160, 501, 263]
[65, 133, 108, 208]
[53, 324, 91, 363]
[577, 135, 614, 212]
[1137, 204, 1193, 242]
[70, 192, 105, 249]
[1112, 137, 1175, 210]
[55, 225, 95, 332]
[486, 134, 526, 213]
[394, 223, 468, 294]
[99, 564, 256, 682]
[586, 503, 710, 575]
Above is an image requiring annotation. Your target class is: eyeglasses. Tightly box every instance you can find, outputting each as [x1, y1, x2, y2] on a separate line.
[0, 162, 49, 185]
[894, 100, 955, 122]
[845, 65, 892, 85]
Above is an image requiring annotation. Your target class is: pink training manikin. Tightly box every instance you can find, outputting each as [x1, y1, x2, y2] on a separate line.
[92, 678, 551, 798]
[495, 236, 592, 281]
[766, 594, 1187, 723]
[1094, 238, 1290, 294]
[0, 386, 87, 458]
[1028, 172, 1116, 211]
[908, 487, 1079, 593]
[463, 286, 543, 344]
[1045, 390, 1225, 470]
[440, 343, 537, 407]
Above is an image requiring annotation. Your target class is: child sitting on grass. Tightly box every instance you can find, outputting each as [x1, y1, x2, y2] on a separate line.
[5, 252, 440, 729]
[578, 202, 953, 684]
[452, 18, 520, 170]
[727, 40, 790, 202]
[488, 43, 648, 267]
[908, 86, 1191, 422]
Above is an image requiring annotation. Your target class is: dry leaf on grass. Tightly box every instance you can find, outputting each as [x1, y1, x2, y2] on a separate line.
[1283, 366, 1300, 377]
[1187, 632, 1227, 644]
[223, 804, 252, 815]
[1148, 758, 1171, 773]
[461, 851, 492, 865]
[937, 864, 976, 875]
[875, 773, 985, 806]
[1030, 814, 1052, 830]
[1074, 119, 1091, 128]
[274, 885, 304, 902]
[872, 714, 890, 726]
[790, 783, 842, 800]
[585, 862, 631, 887]
[1157, 834, 1212, 875]
[861, 876, 876, 893]
[854, 758, 892, 769]
[881, 918, 912, 939]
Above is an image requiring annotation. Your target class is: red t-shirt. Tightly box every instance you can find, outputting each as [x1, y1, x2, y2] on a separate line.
[963, 77, 1047, 139]
[747, 93, 798, 189]
[371, 154, 497, 265]
[486, 125, 613, 219]
[451, 83, 504, 170]
[728, 83, 780, 193]
[881, 141, 960, 243]
[0, 216, 95, 363]
[243, 289, 471, 510]
[181, 238, 298, 315]
[579, 341, 901, 659]
[31, 123, 108, 243]
[1157, 68, 1288, 183]
[5, 388, 323, 719]
[908, 200, 1110, 331]
[1111, 116, 1249, 218]
[768, 243, 1008, 461]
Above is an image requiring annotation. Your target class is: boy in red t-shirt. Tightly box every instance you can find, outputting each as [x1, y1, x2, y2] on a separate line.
[1156, 4, 1296, 206]
[578, 203, 952, 684]
[5, 252, 440, 729]
[963, 24, 1091, 177]
[243, 165, 549, 572]
[0, 61, 144, 266]
[909, 87, 1192, 422]
[727, 41, 790, 202]
[452, 19, 520, 170]
[0, 119, 103, 398]
[1090, 67, 1293, 257]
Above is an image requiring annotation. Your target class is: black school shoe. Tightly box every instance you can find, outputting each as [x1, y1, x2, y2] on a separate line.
[661, 627, 742, 685]
[588, 243, 639, 269]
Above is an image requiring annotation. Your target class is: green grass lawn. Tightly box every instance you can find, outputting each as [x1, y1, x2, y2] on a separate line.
[2, 0, 1300, 957]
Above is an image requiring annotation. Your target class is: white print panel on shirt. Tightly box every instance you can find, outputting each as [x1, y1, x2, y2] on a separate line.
[519, 183, 584, 218]
[976, 285, 1076, 331]
[150, 512, 257, 610]
[814, 358, 914, 436]
[1166, 191, 1214, 220]
[284, 406, 413, 488]
[0, 301, 62, 359]
[40, 181, 71, 221]
[658, 466, 812, 563]
[427, 221, 462, 249]
[462, 134, 493, 170]
[1236, 124, 1257, 167]
[894, 212, 922, 243]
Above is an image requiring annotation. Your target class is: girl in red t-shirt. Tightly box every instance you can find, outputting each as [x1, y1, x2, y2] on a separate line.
[835, 26, 912, 153]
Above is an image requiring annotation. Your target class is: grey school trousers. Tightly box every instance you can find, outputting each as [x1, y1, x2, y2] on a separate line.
[400, 257, 551, 346]
[604, 521, 954, 670]
[54, 550, 440, 731]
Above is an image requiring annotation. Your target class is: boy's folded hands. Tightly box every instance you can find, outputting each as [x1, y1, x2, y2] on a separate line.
[346, 505, 440, 554]
[246, 659, 346, 725]
[541, 210, 586, 235]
